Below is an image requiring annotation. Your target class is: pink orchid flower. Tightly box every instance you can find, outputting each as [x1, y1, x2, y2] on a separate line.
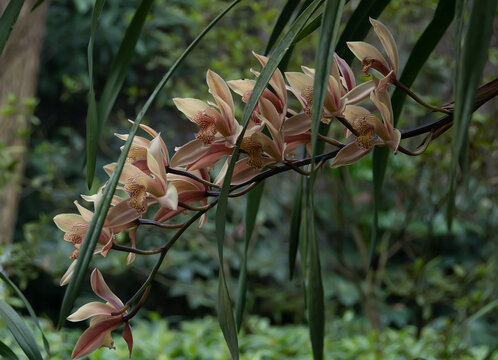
[67, 269, 133, 359]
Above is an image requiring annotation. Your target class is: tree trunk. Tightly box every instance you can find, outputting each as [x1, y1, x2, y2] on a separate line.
[0, 0, 48, 244]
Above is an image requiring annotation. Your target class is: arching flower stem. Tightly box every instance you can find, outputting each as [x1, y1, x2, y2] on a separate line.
[393, 79, 451, 114]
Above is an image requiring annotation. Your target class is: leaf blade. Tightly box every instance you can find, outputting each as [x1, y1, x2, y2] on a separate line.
[0, 340, 19, 360]
[0, 0, 24, 56]
[0, 300, 42, 360]
[289, 178, 303, 280]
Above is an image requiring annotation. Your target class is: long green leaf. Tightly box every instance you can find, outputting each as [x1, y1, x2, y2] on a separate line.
[307, 1, 344, 358]
[264, 0, 301, 55]
[0, 300, 42, 360]
[447, 0, 497, 227]
[306, 188, 324, 360]
[289, 178, 303, 280]
[0, 272, 49, 355]
[85, 0, 106, 188]
[215, 2, 323, 358]
[86, 0, 154, 188]
[235, 181, 264, 331]
[0, 0, 24, 56]
[370, 0, 456, 269]
[0, 340, 19, 360]
[58, 0, 242, 329]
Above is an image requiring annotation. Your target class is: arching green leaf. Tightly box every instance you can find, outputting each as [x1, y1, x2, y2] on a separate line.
[0, 0, 25, 56]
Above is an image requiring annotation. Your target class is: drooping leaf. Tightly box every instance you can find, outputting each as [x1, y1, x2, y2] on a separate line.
[30, 0, 44, 11]
[0, 0, 24, 56]
[448, 0, 497, 227]
[85, 0, 106, 188]
[371, 0, 456, 269]
[289, 178, 303, 280]
[264, 0, 301, 55]
[86, 0, 154, 188]
[446, 0, 497, 228]
[58, 0, 242, 329]
[0, 340, 19, 360]
[215, 2, 323, 358]
[235, 181, 264, 330]
[0, 272, 50, 355]
[0, 300, 42, 360]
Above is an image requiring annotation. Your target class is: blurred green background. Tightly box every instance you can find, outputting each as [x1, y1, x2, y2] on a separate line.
[0, 0, 497, 359]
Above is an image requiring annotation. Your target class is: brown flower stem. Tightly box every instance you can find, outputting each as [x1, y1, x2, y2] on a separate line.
[335, 116, 359, 136]
[178, 201, 211, 211]
[284, 161, 312, 176]
[122, 285, 151, 321]
[227, 181, 259, 197]
[167, 166, 221, 188]
[136, 218, 186, 229]
[393, 79, 451, 114]
[317, 133, 345, 147]
[111, 243, 162, 255]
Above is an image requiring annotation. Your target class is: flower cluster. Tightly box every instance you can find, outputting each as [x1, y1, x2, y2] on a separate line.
[55, 18, 403, 359]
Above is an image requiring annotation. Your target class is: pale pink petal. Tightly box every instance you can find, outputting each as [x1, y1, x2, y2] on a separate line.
[283, 113, 312, 136]
[126, 228, 137, 265]
[67, 302, 116, 322]
[342, 81, 375, 105]
[370, 18, 398, 74]
[370, 89, 393, 136]
[386, 128, 401, 153]
[212, 93, 235, 136]
[227, 79, 255, 97]
[285, 72, 313, 93]
[74, 201, 94, 223]
[253, 52, 287, 103]
[122, 322, 133, 358]
[347, 41, 389, 74]
[331, 142, 371, 168]
[91, 269, 124, 310]
[187, 143, 232, 171]
[147, 135, 168, 185]
[171, 139, 210, 168]
[207, 69, 234, 111]
[105, 201, 139, 229]
[71, 316, 122, 359]
[365, 114, 390, 141]
[334, 53, 356, 90]
[258, 97, 283, 130]
[54, 214, 85, 232]
[173, 98, 210, 120]
[60, 260, 77, 286]
[155, 184, 178, 210]
[343, 105, 371, 122]
[301, 66, 315, 78]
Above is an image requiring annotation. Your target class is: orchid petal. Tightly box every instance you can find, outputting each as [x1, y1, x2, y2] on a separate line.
[147, 135, 168, 185]
[334, 53, 355, 90]
[283, 113, 312, 136]
[122, 322, 133, 358]
[54, 214, 85, 232]
[285, 71, 313, 93]
[331, 142, 371, 168]
[253, 52, 287, 103]
[74, 201, 94, 223]
[67, 302, 116, 322]
[342, 81, 375, 105]
[347, 41, 389, 74]
[171, 139, 210, 168]
[173, 98, 210, 120]
[370, 18, 398, 74]
[386, 128, 401, 153]
[227, 79, 255, 97]
[105, 201, 139, 228]
[91, 269, 124, 310]
[60, 260, 77, 286]
[155, 184, 178, 210]
[207, 69, 234, 111]
[71, 316, 122, 359]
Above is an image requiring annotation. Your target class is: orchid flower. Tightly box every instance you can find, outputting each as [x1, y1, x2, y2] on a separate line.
[331, 84, 401, 168]
[285, 54, 374, 122]
[347, 18, 399, 89]
[104, 135, 178, 214]
[67, 269, 133, 359]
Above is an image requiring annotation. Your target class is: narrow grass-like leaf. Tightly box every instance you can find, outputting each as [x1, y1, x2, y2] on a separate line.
[0, 0, 24, 56]
[0, 272, 50, 355]
[264, 0, 300, 55]
[96, 0, 154, 134]
[448, 0, 496, 227]
[86, 0, 154, 188]
[310, 0, 344, 173]
[307, 2, 344, 357]
[215, 2, 322, 358]
[0, 300, 42, 360]
[30, 0, 44, 11]
[289, 178, 303, 280]
[85, 0, 106, 188]
[58, 0, 241, 329]
[370, 0, 456, 269]
[0, 340, 19, 360]
[235, 181, 264, 330]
